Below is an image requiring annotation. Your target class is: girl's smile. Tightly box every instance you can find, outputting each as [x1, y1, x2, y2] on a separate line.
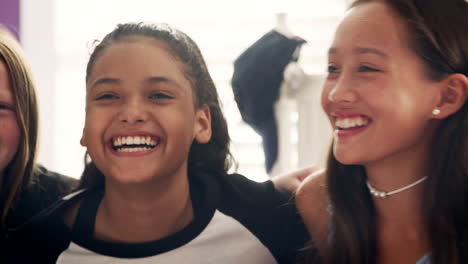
[331, 111, 372, 139]
[110, 134, 160, 156]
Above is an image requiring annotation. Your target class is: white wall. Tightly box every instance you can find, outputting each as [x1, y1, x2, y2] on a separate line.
[20, 0, 59, 171]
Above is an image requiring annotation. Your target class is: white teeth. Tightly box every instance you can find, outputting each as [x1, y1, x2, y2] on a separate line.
[112, 135, 159, 149]
[335, 117, 369, 129]
[344, 119, 351, 127]
[116, 146, 152, 153]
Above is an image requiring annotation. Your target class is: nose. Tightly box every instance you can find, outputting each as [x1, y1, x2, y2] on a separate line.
[327, 73, 358, 104]
[118, 98, 149, 124]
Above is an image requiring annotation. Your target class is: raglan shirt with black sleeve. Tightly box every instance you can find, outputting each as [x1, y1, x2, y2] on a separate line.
[6, 170, 310, 264]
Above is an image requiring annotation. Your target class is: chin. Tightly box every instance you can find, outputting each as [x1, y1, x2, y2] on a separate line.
[335, 157, 357, 165]
[110, 176, 153, 185]
[105, 169, 156, 185]
[333, 148, 363, 165]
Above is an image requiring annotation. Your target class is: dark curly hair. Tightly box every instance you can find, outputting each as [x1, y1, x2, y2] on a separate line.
[79, 22, 235, 189]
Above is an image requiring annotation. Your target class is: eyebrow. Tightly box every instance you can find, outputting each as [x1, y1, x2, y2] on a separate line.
[89, 78, 120, 90]
[354, 47, 388, 58]
[144, 76, 183, 90]
[328, 47, 388, 58]
[89, 76, 183, 90]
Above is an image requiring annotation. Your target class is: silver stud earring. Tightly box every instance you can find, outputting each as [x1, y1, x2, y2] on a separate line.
[432, 108, 441, 115]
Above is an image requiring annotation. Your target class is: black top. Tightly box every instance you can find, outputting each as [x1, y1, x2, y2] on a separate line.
[7, 170, 309, 263]
[5, 166, 77, 228]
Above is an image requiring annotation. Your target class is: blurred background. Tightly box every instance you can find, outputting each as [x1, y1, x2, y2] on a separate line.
[1, 0, 349, 181]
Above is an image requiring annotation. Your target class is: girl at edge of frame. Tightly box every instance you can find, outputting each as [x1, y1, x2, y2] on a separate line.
[296, 0, 468, 263]
[0, 26, 76, 238]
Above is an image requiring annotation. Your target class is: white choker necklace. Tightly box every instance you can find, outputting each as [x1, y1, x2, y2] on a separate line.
[366, 176, 428, 198]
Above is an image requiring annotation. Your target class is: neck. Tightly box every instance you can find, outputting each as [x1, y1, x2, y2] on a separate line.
[364, 145, 430, 225]
[95, 170, 193, 243]
[362, 139, 435, 259]
[366, 161, 429, 254]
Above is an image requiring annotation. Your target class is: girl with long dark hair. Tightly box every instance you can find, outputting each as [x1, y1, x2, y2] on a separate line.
[297, 0, 468, 263]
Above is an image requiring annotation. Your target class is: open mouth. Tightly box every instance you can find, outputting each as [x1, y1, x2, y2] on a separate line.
[335, 116, 371, 130]
[111, 135, 159, 153]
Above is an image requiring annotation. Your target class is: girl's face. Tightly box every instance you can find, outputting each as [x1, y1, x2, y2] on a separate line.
[0, 60, 20, 178]
[321, 2, 441, 166]
[81, 36, 211, 184]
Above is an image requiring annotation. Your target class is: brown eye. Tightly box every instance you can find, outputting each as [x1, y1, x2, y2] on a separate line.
[327, 65, 340, 73]
[0, 103, 15, 112]
[359, 66, 380, 72]
[149, 92, 173, 100]
[95, 93, 119, 101]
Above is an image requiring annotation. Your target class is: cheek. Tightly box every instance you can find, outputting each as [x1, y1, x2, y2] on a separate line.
[12, 124, 20, 145]
[0, 118, 21, 157]
[320, 84, 333, 117]
[85, 121, 104, 141]
[81, 114, 103, 147]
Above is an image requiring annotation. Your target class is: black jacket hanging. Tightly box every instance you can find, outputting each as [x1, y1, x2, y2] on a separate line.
[231, 30, 306, 128]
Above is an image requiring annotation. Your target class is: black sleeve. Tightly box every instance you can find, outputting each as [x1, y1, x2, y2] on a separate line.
[216, 173, 310, 264]
[6, 209, 73, 264]
[6, 189, 87, 263]
[8, 166, 78, 227]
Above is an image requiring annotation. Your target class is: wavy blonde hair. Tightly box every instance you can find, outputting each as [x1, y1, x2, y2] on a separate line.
[0, 27, 38, 227]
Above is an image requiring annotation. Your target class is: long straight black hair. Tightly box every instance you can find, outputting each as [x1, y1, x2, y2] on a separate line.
[324, 0, 468, 263]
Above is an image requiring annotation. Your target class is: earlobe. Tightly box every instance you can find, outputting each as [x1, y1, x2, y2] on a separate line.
[432, 73, 468, 119]
[194, 105, 212, 144]
[80, 128, 87, 147]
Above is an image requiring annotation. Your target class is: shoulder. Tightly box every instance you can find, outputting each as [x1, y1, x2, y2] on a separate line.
[196, 169, 299, 225]
[296, 169, 327, 213]
[14, 188, 87, 231]
[10, 166, 78, 227]
[210, 171, 291, 207]
[25, 165, 78, 206]
[6, 190, 88, 263]
[295, 170, 328, 249]
[31, 165, 78, 193]
[198, 170, 309, 262]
